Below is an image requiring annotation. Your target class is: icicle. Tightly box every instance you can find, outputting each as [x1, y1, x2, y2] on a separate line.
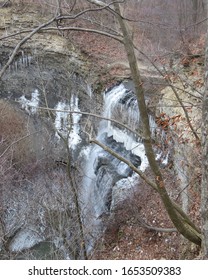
[68, 95, 81, 149]
[28, 55, 32, 66]
[54, 101, 70, 138]
[15, 61, 18, 71]
[86, 84, 92, 98]
[54, 95, 81, 149]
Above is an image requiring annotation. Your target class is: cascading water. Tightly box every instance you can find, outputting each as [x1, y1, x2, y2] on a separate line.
[100, 83, 157, 171]
[81, 82, 157, 251]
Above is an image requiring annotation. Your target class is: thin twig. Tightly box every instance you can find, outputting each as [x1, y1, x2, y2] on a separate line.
[20, 104, 143, 139]
[0, 131, 41, 159]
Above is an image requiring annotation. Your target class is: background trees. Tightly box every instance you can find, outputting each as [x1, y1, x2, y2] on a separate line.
[201, 0, 208, 259]
[0, 0, 207, 258]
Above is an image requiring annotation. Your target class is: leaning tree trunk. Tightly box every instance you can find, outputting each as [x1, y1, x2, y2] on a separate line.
[114, 2, 201, 246]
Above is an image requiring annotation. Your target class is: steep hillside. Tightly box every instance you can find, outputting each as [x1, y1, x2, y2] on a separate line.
[0, 1, 205, 259]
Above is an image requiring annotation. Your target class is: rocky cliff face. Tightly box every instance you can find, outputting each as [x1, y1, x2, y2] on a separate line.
[158, 63, 203, 215]
[0, 5, 103, 259]
[1, 4, 194, 260]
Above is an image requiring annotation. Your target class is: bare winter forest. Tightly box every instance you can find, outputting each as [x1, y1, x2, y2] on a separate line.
[0, 0, 208, 260]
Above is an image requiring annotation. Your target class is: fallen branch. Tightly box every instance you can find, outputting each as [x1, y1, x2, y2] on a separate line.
[136, 216, 176, 233]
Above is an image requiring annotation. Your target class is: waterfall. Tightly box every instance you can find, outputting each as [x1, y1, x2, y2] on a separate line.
[81, 82, 156, 251]
[100, 82, 156, 171]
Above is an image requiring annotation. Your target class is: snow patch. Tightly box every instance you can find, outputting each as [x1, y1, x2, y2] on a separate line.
[162, 152, 169, 165]
[9, 228, 44, 252]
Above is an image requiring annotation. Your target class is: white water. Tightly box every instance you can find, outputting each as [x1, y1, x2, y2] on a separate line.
[81, 83, 157, 251]
[100, 83, 157, 171]
[69, 94, 82, 149]
[103, 83, 139, 132]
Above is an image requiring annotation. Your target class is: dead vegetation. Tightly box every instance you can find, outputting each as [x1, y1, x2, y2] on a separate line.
[91, 166, 201, 260]
[0, 0, 206, 259]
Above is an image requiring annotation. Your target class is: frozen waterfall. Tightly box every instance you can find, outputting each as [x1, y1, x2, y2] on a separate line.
[54, 95, 81, 150]
[81, 82, 156, 251]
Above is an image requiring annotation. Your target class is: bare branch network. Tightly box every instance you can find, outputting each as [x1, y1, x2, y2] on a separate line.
[0, 0, 206, 255]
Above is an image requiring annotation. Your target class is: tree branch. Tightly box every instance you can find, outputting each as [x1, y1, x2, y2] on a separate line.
[41, 26, 123, 43]
[136, 216, 176, 233]
[22, 104, 143, 139]
[90, 138, 158, 191]
[0, 17, 56, 79]
[0, 131, 41, 159]
[134, 45, 201, 143]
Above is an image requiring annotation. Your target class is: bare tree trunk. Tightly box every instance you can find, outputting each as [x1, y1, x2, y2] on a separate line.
[114, 2, 201, 246]
[192, 0, 198, 23]
[201, 0, 208, 258]
[192, 0, 206, 23]
[58, 132, 88, 260]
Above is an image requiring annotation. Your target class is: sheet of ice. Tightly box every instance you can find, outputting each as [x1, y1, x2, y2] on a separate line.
[54, 95, 81, 149]
[86, 83, 93, 98]
[9, 52, 32, 72]
[69, 95, 81, 149]
[18, 89, 39, 114]
[111, 172, 140, 211]
[54, 101, 70, 136]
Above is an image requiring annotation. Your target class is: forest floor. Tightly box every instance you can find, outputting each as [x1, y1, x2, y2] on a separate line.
[90, 167, 201, 260]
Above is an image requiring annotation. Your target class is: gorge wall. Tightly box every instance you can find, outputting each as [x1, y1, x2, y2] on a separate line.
[0, 9, 103, 257]
[0, 4, 184, 259]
